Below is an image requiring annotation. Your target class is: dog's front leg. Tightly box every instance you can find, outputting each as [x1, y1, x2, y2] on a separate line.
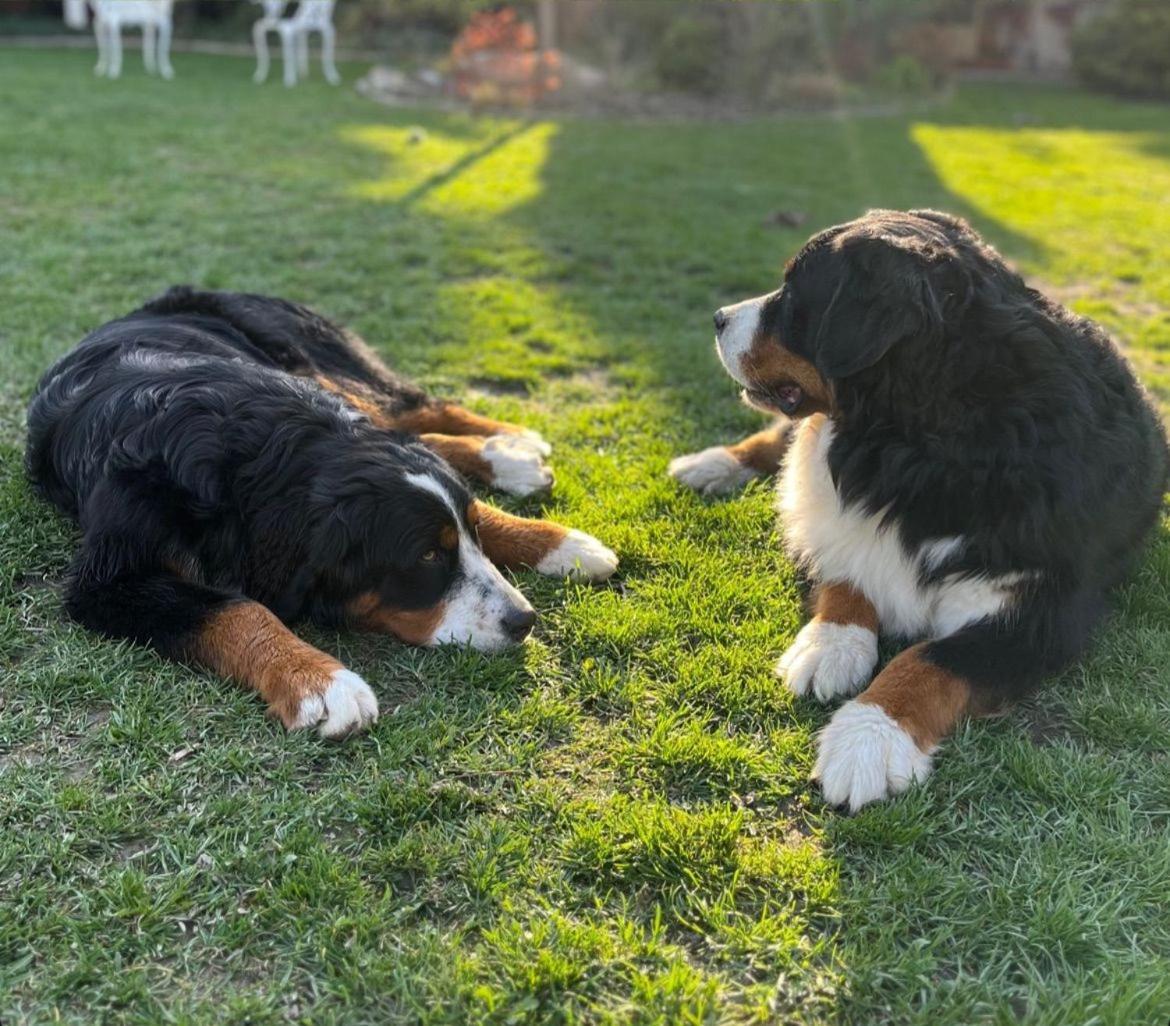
[776, 581, 879, 702]
[471, 502, 618, 582]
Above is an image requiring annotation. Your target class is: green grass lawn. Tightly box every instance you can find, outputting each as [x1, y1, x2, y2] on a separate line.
[2, 48, 1169, 1026]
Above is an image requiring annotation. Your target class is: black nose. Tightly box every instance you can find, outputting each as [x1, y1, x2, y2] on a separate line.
[713, 308, 728, 334]
[502, 606, 536, 642]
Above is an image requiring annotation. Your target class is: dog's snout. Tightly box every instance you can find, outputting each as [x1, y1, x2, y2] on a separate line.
[713, 308, 729, 335]
[502, 605, 537, 642]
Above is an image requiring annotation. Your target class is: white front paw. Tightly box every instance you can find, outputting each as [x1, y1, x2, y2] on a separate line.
[813, 701, 931, 812]
[536, 528, 619, 581]
[291, 669, 379, 739]
[776, 620, 877, 702]
[483, 435, 554, 497]
[668, 446, 756, 495]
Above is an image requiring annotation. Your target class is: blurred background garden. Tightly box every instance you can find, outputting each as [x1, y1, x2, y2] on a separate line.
[4, 0, 1170, 111]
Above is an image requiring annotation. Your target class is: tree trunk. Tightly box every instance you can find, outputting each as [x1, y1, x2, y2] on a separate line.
[537, 0, 556, 53]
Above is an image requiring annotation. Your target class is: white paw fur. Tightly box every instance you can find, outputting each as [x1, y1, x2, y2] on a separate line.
[776, 620, 877, 702]
[514, 429, 552, 458]
[813, 701, 932, 812]
[483, 435, 553, 497]
[536, 529, 619, 581]
[668, 446, 757, 495]
[290, 669, 379, 739]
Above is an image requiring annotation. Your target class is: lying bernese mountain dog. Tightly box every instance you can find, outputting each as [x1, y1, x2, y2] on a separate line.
[671, 209, 1168, 811]
[26, 287, 618, 738]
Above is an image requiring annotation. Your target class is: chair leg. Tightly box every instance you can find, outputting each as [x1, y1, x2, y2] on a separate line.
[108, 23, 123, 78]
[320, 24, 340, 85]
[280, 27, 297, 87]
[94, 19, 108, 76]
[297, 30, 310, 77]
[156, 18, 174, 79]
[143, 24, 157, 74]
[253, 23, 271, 83]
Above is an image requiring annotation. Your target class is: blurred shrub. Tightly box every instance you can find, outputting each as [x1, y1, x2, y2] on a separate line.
[559, 1, 834, 99]
[335, 0, 506, 62]
[340, 0, 487, 36]
[653, 10, 725, 96]
[1072, 0, 1170, 99]
[871, 54, 935, 96]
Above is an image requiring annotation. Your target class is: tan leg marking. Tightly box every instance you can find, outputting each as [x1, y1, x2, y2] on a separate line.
[315, 379, 521, 439]
[347, 592, 446, 646]
[814, 580, 878, 632]
[193, 601, 342, 728]
[857, 645, 972, 752]
[471, 501, 567, 570]
[419, 433, 493, 482]
[726, 422, 793, 475]
[392, 403, 530, 438]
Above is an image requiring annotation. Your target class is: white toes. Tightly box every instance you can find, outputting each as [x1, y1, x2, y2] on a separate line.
[813, 701, 932, 812]
[514, 429, 552, 458]
[483, 435, 554, 497]
[776, 620, 877, 702]
[668, 446, 757, 495]
[536, 528, 619, 581]
[290, 669, 379, 739]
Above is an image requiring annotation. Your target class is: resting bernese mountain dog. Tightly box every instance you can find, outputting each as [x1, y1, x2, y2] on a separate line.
[671, 209, 1168, 811]
[26, 287, 618, 738]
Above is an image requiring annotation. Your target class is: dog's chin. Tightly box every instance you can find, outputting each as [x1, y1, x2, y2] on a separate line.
[743, 384, 805, 417]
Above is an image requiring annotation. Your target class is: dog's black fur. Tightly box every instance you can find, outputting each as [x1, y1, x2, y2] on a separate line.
[26, 287, 487, 662]
[777, 209, 1168, 706]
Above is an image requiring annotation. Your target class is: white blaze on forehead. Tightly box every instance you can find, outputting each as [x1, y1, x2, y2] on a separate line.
[405, 470, 466, 520]
[715, 293, 768, 387]
[404, 472, 532, 651]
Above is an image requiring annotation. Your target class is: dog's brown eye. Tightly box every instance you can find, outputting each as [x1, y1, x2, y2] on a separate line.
[420, 549, 439, 563]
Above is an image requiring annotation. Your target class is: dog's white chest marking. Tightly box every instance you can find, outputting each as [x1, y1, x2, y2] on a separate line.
[777, 416, 1021, 638]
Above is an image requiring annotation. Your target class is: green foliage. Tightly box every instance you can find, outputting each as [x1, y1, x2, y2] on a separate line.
[337, 0, 504, 40]
[871, 54, 935, 95]
[1073, 0, 1170, 99]
[653, 11, 726, 96]
[650, 9, 720, 96]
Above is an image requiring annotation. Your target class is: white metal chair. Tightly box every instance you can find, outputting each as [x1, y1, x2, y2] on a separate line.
[252, 0, 340, 87]
[63, 0, 89, 30]
[91, 0, 175, 80]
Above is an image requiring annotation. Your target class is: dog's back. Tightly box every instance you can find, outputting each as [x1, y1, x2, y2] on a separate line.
[26, 294, 340, 519]
[140, 286, 427, 407]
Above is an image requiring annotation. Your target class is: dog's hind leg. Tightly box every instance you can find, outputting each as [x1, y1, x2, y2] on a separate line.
[471, 502, 617, 582]
[669, 420, 792, 495]
[420, 433, 552, 497]
[387, 403, 550, 452]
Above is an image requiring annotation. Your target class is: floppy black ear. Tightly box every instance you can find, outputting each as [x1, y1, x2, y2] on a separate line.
[812, 234, 961, 380]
